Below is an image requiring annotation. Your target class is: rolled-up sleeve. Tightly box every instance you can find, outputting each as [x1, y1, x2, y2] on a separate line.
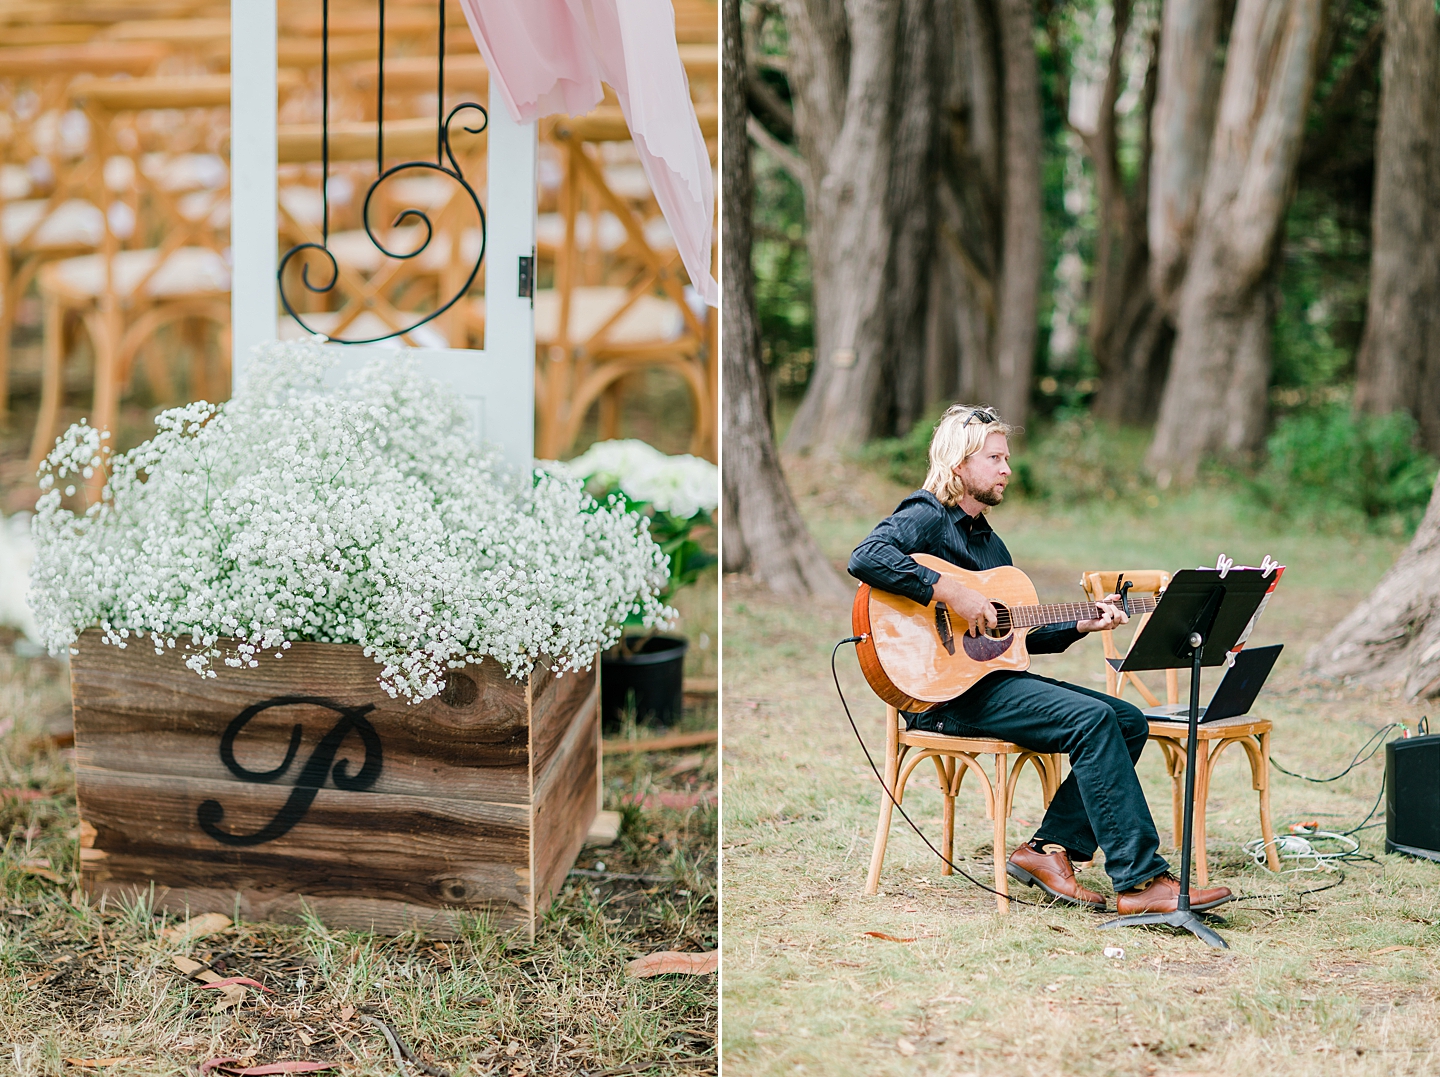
[848, 495, 945, 606]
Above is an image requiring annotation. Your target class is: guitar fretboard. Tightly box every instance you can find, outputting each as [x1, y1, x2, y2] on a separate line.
[1000, 595, 1159, 630]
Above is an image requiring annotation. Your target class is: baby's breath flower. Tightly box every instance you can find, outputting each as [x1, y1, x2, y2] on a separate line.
[30, 340, 670, 699]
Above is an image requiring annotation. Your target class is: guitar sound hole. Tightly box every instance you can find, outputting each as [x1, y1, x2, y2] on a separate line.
[986, 603, 1012, 637]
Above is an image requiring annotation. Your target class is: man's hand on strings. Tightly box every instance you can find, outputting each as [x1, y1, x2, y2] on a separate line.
[1077, 593, 1129, 634]
[931, 579, 997, 637]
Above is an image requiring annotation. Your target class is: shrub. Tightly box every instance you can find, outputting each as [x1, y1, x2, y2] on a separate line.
[1256, 405, 1437, 527]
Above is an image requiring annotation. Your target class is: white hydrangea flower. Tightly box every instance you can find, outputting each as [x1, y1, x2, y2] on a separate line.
[560, 438, 718, 519]
[29, 340, 671, 700]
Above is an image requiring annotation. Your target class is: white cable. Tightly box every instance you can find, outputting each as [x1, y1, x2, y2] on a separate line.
[1244, 830, 1358, 872]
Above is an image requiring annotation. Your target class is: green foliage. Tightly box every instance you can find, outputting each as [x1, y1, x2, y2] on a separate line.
[1255, 406, 1438, 528]
[750, 145, 814, 395]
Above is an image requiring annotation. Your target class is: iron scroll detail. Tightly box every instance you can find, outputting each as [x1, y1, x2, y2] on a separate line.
[276, 0, 488, 345]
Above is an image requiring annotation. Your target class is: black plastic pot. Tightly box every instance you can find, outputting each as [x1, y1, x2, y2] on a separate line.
[601, 634, 689, 733]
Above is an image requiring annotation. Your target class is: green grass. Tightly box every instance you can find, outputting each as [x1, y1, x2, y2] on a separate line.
[0, 643, 716, 1075]
[722, 453, 1440, 1076]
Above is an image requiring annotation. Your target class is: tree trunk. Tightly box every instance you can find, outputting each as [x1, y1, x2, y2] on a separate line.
[990, 0, 1042, 427]
[722, 0, 850, 599]
[1309, 474, 1440, 699]
[1147, 0, 1225, 316]
[1147, 0, 1324, 480]
[1354, 0, 1440, 453]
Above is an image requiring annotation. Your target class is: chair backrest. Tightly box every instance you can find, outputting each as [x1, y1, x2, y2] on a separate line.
[1080, 569, 1178, 707]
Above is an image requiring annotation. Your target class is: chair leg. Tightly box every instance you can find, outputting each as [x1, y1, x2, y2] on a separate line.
[27, 295, 66, 472]
[939, 756, 956, 877]
[865, 707, 902, 896]
[1257, 730, 1280, 873]
[1193, 740, 1212, 888]
[92, 301, 123, 452]
[992, 752, 1009, 913]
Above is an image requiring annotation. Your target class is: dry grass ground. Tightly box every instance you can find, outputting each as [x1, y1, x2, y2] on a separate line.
[0, 638, 716, 1076]
[721, 454, 1440, 1077]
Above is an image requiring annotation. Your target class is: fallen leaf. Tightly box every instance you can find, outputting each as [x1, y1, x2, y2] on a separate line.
[863, 931, 916, 943]
[64, 1060, 130, 1069]
[897, 1038, 917, 1057]
[624, 950, 719, 977]
[200, 1062, 335, 1076]
[200, 976, 274, 994]
[14, 858, 64, 884]
[172, 955, 247, 1010]
[162, 912, 232, 942]
[338, 1005, 355, 1021]
[1371, 945, 1412, 955]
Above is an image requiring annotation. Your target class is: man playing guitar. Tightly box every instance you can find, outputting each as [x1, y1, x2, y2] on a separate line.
[848, 404, 1232, 913]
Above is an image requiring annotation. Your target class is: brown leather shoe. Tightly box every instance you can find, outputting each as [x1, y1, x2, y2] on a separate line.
[1006, 844, 1106, 909]
[1116, 872, 1233, 915]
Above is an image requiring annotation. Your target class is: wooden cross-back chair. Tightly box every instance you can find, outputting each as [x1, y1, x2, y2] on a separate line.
[529, 103, 718, 460]
[0, 39, 171, 423]
[866, 704, 1061, 913]
[27, 73, 236, 471]
[1080, 569, 1282, 885]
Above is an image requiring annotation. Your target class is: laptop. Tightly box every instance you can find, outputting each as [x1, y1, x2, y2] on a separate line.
[1143, 643, 1284, 723]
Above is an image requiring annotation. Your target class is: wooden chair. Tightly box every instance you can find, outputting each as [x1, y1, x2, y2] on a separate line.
[26, 74, 234, 471]
[866, 704, 1061, 912]
[1080, 570, 1282, 884]
[528, 104, 718, 460]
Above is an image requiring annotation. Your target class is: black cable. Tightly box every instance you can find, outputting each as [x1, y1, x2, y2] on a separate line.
[1269, 722, 1405, 783]
[831, 638, 1040, 908]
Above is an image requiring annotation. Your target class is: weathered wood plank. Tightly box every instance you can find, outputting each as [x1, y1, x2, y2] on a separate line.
[77, 769, 531, 909]
[532, 690, 600, 910]
[529, 662, 597, 786]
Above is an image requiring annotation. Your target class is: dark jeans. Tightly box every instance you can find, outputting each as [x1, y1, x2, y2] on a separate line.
[906, 670, 1170, 892]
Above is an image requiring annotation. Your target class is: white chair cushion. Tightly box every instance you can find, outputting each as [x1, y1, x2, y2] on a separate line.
[46, 247, 230, 298]
[3, 199, 104, 248]
[277, 309, 449, 350]
[533, 286, 685, 346]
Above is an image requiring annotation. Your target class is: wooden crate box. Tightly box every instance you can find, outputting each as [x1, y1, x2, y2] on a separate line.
[70, 628, 599, 936]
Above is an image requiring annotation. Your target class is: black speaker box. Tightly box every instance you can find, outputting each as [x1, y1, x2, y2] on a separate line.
[1386, 734, 1440, 862]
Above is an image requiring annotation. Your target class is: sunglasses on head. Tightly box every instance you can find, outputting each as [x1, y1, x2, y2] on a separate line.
[963, 407, 999, 426]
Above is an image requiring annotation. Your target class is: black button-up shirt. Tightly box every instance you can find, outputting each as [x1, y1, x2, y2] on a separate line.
[848, 489, 1082, 655]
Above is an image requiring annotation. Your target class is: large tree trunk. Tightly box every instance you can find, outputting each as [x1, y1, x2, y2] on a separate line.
[1077, 2, 1169, 426]
[722, 0, 850, 599]
[1147, 0, 1225, 316]
[990, 0, 1042, 426]
[1309, 475, 1440, 699]
[1354, 0, 1440, 453]
[1147, 0, 1324, 480]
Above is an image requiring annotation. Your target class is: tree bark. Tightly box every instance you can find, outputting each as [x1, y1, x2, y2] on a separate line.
[990, 0, 1043, 427]
[1147, 0, 1324, 480]
[1147, 0, 1225, 316]
[1309, 474, 1440, 699]
[1354, 0, 1440, 453]
[722, 0, 850, 599]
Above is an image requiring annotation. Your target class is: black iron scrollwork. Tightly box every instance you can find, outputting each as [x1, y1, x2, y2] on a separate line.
[197, 696, 384, 846]
[276, 0, 488, 344]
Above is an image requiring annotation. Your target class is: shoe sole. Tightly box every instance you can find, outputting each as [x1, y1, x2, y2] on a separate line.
[1005, 862, 1106, 910]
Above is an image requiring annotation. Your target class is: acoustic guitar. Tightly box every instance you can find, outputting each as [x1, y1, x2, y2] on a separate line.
[852, 554, 1159, 712]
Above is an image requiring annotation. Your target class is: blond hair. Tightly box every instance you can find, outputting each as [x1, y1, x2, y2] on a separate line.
[922, 404, 1013, 506]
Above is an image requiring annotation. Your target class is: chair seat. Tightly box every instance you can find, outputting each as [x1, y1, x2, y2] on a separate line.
[3, 198, 104, 248]
[1147, 714, 1272, 739]
[533, 286, 686, 347]
[313, 226, 483, 274]
[41, 246, 230, 300]
[898, 728, 1028, 756]
[535, 211, 676, 254]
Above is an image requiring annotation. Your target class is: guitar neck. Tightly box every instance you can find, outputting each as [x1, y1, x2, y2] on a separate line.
[1003, 594, 1158, 630]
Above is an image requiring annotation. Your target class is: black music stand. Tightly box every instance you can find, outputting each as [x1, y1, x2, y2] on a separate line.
[1096, 568, 1272, 949]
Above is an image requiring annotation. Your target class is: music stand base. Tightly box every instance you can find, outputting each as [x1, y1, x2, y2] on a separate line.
[1097, 910, 1228, 949]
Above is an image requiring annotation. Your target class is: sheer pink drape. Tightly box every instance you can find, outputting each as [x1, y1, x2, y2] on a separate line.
[457, 0, 718, 306]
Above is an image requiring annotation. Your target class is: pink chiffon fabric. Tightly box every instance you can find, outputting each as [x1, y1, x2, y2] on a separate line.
[457, 0, 718, 306]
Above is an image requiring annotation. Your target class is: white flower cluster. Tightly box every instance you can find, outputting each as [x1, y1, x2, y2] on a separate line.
[558, 438, 719, 520]
[29, 340, 671, 699]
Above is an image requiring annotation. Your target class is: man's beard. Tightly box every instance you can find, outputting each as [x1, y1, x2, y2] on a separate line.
[972, 484, 1005, 507]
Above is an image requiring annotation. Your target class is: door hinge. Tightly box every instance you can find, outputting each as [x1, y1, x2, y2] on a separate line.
[518, 254, 534, 301]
